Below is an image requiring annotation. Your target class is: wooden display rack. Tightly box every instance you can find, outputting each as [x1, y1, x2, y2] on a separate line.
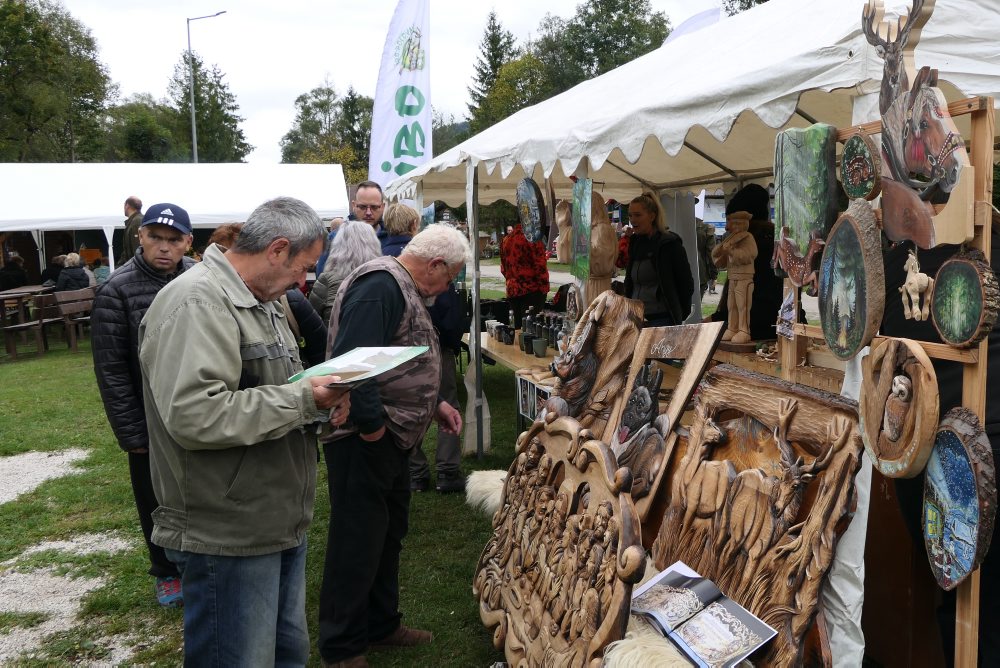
[774, 95, 994, 668]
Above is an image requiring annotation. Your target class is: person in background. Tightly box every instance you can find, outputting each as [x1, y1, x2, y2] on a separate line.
[309, 221, 383, 326]
[140, 197, 350, 665]
[55, 253, 90, 291]
[622, 191, 693, 327]
[82, 260, 97, 287]
[316, 182, 386, 277]
[381, 203, 419, 256]
[0, 256, 27, 290]
[709, 184, 783, 340]
[40, 255, 65, 286]
[208, 222, 328, 368]
[318, 224, 470, 667]
[697, 218, 718, 295]
[379, 204, 466, 495]
[92, 202, 196, 608]
[121, 196, 143, 264]
[500, 222, 549, 329]
[93, 258, 110, 285]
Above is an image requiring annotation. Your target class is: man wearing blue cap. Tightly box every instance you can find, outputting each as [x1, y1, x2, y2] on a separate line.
[92, 203, 195, 607]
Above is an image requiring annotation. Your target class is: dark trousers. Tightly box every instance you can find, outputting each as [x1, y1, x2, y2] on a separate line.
[508, 291, 547, 329]
[410, 348, 461, 480]
[318, 432, 410, 662]
[127, 451, 179, 579]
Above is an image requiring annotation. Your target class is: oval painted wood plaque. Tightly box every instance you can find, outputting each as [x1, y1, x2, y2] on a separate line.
[841, 132, 881, 201]
[930, 249, 1000, 348]
[516, 177, 547, 244]
[818, 199, 885, 360]
[922, 408, 997, 590]
[860, 338, 938, 478]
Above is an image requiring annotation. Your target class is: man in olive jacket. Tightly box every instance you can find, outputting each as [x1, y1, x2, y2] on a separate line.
[139, 197, 351, 665]
[92, 203, 195, 608]
[120, 195, 143, 264]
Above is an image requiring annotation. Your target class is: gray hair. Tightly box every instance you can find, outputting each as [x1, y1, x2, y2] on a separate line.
[323, 220, 382, 280]
[401, 224, 471, 266]
[64, 252, 81, 267]
[233, 197, 326, 257]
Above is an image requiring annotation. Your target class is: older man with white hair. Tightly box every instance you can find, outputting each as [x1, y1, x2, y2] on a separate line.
[317, 223, 471, 668]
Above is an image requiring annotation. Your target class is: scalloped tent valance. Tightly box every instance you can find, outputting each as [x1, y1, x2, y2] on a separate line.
[387, 0, 1000, 207]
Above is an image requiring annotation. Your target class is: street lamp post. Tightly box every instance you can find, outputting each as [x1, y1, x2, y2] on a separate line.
[186, 11, 226, 163]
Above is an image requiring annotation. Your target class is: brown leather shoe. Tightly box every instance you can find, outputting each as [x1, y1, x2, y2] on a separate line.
[371, 625, 433, 648]
[321, 656, 368, 668]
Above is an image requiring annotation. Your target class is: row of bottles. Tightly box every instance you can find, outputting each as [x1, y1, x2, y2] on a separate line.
[521, 307, 571, 352]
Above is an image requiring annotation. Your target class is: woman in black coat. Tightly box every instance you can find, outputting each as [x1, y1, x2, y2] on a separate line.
[55, 253, 90, 291]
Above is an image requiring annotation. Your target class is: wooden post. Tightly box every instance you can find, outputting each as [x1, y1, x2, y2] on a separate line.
[779, 280, 805, 382]
[955, 97, 994, 668]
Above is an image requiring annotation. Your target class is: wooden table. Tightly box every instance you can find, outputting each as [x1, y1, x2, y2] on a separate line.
[470, 332, 556, 372]
[0, 285, 52, 326]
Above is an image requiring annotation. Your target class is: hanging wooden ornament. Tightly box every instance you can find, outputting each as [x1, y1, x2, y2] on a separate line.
[899, 249, 934, 321]
[818, 199, 884, 360]
[840, 132, 881, 201]
[922, 408, 997, 591]
[516, 177, 546, 243]
[860, 338, 938, 478]
[930, 248, 1000, 348]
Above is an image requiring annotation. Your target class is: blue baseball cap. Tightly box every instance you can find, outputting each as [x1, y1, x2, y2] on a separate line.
[141, 203, 192, 235]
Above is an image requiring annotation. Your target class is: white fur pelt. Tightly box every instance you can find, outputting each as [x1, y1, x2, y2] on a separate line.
[465, 470, 506, 516]
[603, 616, 691, 667]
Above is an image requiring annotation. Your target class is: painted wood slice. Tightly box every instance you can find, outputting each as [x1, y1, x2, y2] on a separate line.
[922, 408, 997, 591]
[516, 177, 546, 243]
[930, 249, 1000, 348]
[817, 199, 885, 360]
[860, 338, 939, 478]
[841, 132, 881, 201]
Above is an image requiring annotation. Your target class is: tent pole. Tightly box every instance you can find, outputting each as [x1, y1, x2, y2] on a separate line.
[467, 161, 484, 458]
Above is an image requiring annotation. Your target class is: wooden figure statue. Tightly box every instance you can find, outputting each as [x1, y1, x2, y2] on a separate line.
[900, 249, 934, 320]
[862, 0, 973, 249]
[712, 211, 757, 343]
[556, 200, 573, 264]
[586, 192, 618, 307]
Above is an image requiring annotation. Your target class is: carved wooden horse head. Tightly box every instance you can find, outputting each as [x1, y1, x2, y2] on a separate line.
[902, 67, 964, 193]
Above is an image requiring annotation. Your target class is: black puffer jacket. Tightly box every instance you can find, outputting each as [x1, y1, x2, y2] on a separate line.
[56, 266, 90, 291]
[92, 252, 196, 451]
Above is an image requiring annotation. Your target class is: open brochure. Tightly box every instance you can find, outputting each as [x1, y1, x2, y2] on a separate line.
[287, 345, 428, 387]
[631, 561, 776, 668]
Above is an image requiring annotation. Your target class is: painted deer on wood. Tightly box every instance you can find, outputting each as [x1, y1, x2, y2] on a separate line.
[862, 0, 968, 249]
[773, 226, 825, 296]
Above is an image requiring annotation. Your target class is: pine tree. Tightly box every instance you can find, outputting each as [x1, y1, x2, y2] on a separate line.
[467, 11, 517, 120]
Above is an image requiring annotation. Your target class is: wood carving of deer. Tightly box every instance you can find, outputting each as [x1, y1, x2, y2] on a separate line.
[862, 0, 968, 249]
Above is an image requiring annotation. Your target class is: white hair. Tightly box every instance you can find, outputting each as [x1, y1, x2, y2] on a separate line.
[323, 220, 382, 279]
[401, 223, 471, 266]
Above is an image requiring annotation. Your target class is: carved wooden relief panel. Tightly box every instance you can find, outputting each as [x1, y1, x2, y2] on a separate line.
[651, 364, 864, 667]
[474, 414, 647, 667]
[922, 408, 997, 591]
[860, 338, 939, 478]
[930, 249, 1000, 348]
[772, 123, 839, 293]
[548, 291, 644, 443]
[817, 199, 884, 360]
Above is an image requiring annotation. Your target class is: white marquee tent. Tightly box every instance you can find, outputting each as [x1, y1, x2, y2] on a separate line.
[0, 163, 350, 268]
[387, 0, 1000, 206]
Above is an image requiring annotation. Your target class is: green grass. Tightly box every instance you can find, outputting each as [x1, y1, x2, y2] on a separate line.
[0, 338, 517, 665]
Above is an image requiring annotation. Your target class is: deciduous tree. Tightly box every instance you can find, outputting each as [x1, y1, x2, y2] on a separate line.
[471, 53, 547, 134]
[103, 94, 185, 162]
[723, 0, 769, 16]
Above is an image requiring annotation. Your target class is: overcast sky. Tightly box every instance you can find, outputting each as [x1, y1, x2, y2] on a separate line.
[59, 0, 722, 164]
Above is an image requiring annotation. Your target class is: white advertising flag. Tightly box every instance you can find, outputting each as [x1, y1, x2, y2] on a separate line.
[369, 0, 432, 189]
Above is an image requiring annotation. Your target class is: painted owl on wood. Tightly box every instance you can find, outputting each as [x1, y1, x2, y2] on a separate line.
[883, 374, 913, 442]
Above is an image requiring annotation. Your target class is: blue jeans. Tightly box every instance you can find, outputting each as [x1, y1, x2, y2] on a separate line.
[165, 541, 309, 667]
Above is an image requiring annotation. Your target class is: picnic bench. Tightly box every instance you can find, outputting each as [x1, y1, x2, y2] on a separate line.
[2, 287, 94, 359]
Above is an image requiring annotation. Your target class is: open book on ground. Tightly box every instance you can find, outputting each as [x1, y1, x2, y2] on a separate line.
[631, 561, 776, 668]
[288, 346, 428, 386]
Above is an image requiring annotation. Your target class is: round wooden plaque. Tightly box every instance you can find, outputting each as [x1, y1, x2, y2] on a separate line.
[516, 177, 547, 244]
[840, 133, 881, 201]
[818, 199, 885, 360]
[859, 338, 939, 478]
[930, 249, 1000, 348]
[922, 408, 996, 591]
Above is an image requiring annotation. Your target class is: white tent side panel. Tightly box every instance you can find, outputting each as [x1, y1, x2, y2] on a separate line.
[0, 163, 350, 232]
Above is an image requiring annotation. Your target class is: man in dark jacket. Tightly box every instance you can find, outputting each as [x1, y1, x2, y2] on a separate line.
[92, 202, 195, 607]
[121, 196, 143, 265]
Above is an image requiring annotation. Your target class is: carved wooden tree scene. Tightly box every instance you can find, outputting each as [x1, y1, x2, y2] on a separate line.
[930, 249, 1000, 348]
[772, 123, 839, 295]
[651, 365, 864, 667]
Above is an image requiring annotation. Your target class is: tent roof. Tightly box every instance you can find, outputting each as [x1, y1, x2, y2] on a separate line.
[387, 0, 1000, 206]
[0, 163, 349, 232]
